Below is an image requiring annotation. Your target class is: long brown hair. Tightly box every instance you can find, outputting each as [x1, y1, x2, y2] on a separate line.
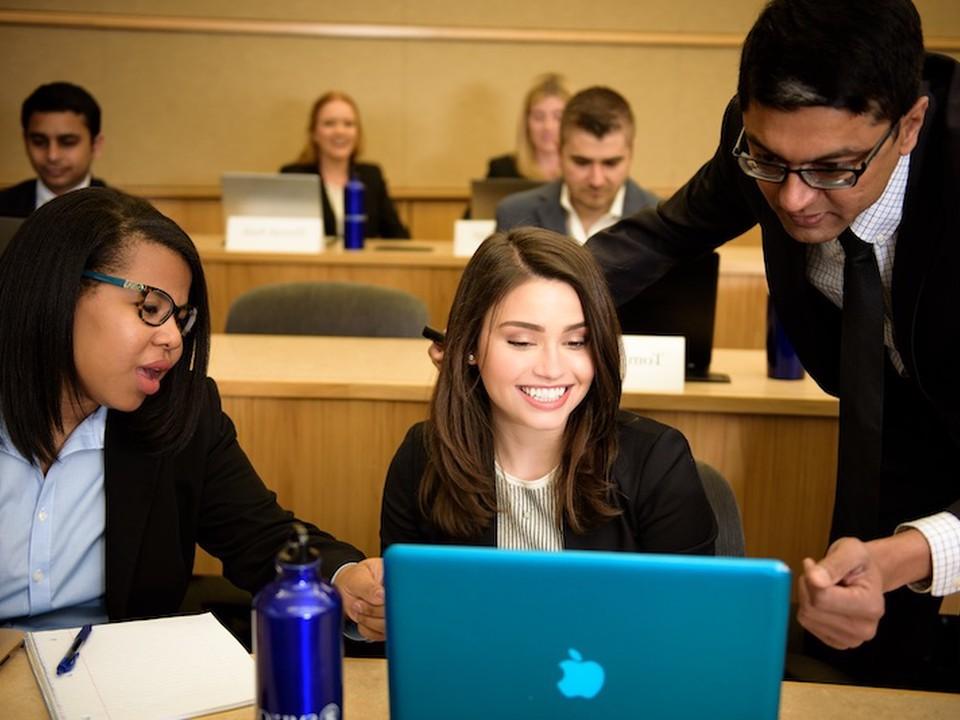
[294, 91, 365, 166]
[421, 227, 624, 537]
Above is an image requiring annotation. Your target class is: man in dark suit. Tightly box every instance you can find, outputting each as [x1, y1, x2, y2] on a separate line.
[587, 0, 959, 691]
[496, 87, 658, 243]
[0, 82, 107, 218]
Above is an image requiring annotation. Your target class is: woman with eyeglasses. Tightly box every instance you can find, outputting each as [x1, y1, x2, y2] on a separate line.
[0, 188, 385, 636]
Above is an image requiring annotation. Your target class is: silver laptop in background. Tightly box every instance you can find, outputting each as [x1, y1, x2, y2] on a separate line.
[470, 178, 544, 220]
[221, 172, 323, 227]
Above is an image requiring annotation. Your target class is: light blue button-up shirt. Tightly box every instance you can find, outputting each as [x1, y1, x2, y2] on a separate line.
[0, 407, 108, 629]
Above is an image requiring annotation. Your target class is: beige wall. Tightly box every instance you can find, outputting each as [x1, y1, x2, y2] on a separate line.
[0, 1, 957, 191]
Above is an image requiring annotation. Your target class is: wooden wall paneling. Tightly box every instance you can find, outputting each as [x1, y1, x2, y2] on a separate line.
[637, 408, 838, 584]
[714, 272, 768, 349]
[149, 197, 223, 235]
[220, 396, 429, 559]
[405, 198, 468, 240]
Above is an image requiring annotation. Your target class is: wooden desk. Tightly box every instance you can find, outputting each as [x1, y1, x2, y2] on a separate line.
[142, 185, 468, 241]
[4, 649, 958, 719]
[197, 236, 768, 349]
[197, 236, 465, 335]
[205, 335, 837, 581]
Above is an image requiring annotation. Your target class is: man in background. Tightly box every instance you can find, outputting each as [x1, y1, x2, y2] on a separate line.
[0, 82, 106, 217]
[496, 86, 657, 243]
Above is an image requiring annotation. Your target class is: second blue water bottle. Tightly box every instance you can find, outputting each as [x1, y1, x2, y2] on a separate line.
[344, 179, 366, 250]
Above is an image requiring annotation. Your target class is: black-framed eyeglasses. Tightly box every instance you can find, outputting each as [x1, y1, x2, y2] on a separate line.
[82, 270, 198, 337]
[731, 121, 900, 190]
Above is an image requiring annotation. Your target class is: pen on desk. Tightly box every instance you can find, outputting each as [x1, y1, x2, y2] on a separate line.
[56, 624, 92, 676]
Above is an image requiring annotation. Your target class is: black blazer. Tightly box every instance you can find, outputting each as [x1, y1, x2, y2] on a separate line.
[587, 54, 960, 541]
[486, 153, 522, 179]
[0, 177, 108, 218]
[380, 412, 717, 555]
[279, 162, 409, 239]
[103, 378, 363, 620]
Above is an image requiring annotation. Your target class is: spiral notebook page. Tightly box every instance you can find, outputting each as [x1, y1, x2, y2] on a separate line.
[26, 613, 254, 720]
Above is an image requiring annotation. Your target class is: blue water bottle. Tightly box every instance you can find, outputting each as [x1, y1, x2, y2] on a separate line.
[344, 178, 366, 249]
[254, 523, 343, 720]
[766, 295, 804, 379]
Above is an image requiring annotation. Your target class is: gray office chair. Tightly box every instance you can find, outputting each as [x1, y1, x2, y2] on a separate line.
[695, 461, 745, 557]
[693, 462, 855, 683]
[224, 281, 428, 337]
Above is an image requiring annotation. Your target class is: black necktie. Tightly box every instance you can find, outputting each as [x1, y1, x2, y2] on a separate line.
[832, 229, 885, 540]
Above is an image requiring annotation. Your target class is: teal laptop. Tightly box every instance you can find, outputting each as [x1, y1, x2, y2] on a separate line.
[385, 545, 791, 720]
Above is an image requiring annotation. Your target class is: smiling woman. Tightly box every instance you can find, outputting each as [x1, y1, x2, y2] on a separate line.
[0, 188, 386, 638]
[280, 91, 409, 239]
[380, 227, 717, 555]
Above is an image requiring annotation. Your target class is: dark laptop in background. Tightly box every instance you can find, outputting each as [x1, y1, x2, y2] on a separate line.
[616, 251, 727, 382]
[470, 178, 544, 220]
[0, 216, 24, 259]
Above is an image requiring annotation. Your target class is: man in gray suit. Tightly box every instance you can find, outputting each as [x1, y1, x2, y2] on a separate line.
[496, 86, 657, 243]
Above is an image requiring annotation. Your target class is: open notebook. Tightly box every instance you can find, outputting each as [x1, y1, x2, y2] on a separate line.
[26, 612, 254, 720]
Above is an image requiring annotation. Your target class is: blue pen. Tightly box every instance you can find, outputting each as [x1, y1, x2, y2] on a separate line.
[56, 624, 92, 676]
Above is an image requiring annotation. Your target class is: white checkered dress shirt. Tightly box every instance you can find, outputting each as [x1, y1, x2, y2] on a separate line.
[805, 153, 909, 374]
[805, 152, 960, 595]
[899, 514, 960, 596]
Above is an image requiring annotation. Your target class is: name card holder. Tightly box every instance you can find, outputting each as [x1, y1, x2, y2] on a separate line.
[621, 335, 686, 392]
[226, 216, 324, 253]
[453, 220, 496, 257]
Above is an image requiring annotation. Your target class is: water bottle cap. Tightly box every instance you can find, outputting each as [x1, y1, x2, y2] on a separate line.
[277, 522, 321, 565]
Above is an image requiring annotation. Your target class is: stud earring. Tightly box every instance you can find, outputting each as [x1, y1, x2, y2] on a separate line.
[467, 353, 476, 364]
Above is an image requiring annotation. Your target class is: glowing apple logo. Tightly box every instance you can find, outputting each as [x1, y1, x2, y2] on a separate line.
[556, 648, 605, 699]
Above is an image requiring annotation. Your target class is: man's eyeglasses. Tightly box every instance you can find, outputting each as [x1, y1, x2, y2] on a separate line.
[82, 270, 198, 337]
[731, 121, 900, 190]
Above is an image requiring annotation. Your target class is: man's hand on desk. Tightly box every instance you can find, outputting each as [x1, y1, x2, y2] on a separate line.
[334, 558, 386, 641]
[797, 530, 932, 649]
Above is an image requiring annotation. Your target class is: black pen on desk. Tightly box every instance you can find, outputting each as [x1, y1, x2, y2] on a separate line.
[56, 624, 92, 676]
[422, 325, 445, 345]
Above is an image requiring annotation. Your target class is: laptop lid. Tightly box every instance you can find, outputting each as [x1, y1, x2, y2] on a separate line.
[471, 178, 544, 220]
[385, 545, 790, 720]
[616, 251, 720, 380]
[220, 172, 322, 223]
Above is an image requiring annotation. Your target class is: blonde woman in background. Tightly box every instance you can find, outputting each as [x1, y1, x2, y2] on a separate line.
[486, 74, 570, 181]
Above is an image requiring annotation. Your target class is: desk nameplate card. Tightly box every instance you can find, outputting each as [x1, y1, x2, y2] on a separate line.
[453, 219, 495, 257]
[621, 335, 686, 392]
[226, 216, 324, 253]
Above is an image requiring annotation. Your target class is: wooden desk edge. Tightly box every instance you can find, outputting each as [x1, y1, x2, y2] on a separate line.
[215, 379, 435, 402]
[5, 648, 959, 719]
